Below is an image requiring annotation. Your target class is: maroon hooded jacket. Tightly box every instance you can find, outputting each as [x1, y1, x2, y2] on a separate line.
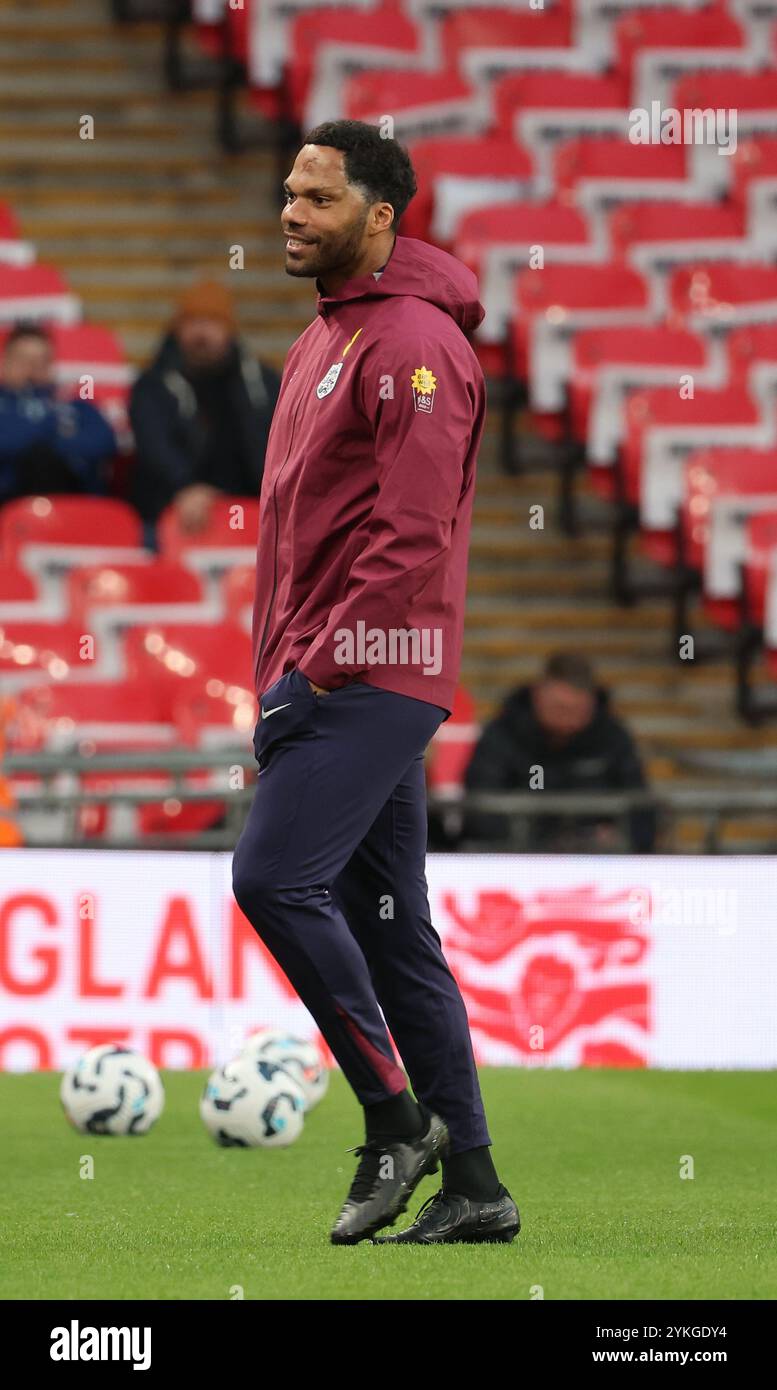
[250, 234, 486, 716]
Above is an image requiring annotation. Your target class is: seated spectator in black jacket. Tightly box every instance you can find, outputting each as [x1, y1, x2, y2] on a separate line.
[0, 322, 116, 503]
[129, 279, 281, 540]
[463, 651, 657, 852]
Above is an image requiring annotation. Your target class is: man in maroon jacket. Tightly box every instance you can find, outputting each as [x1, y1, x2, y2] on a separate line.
[232, 119, 519, 1246]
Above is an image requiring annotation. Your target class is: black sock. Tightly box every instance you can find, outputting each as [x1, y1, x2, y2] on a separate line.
[364, 1090, 425, 1141]
[442, 1146, 501, 1202]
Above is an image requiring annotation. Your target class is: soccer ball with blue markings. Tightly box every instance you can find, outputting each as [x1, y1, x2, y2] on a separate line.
[200, 1054, 306, 1148]
[241, 1029, 329, 1112]
[60, 1044, 164, 1135]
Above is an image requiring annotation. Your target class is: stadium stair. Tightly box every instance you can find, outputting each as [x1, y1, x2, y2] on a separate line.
[3, 0, 777, 851]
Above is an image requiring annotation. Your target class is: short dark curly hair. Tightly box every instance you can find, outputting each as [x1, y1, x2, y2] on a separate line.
[301, 119, 417, 228]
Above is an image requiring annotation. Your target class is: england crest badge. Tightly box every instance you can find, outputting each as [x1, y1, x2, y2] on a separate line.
[316, 361, 344, 398]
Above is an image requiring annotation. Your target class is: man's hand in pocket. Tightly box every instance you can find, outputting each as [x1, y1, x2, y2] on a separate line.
[306, 679, 330, 696]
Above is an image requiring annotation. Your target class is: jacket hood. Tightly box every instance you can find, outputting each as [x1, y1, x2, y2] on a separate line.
[315, 235, 485, 333]
[507, 683, 612, 722]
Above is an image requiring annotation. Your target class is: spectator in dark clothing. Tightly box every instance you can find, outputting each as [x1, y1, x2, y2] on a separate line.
[463, 651, 657, 852]
[0, 322, 117, 503]
[129, 278, 281, 540]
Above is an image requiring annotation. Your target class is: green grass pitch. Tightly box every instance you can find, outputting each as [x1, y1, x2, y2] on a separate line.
[2, 1067, 775, 1301]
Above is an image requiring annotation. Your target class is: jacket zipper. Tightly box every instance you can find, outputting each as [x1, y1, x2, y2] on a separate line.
[254, 352, 322, 683]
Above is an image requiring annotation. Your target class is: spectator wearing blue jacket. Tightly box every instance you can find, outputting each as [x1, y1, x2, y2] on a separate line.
[0, 322, 117, 503]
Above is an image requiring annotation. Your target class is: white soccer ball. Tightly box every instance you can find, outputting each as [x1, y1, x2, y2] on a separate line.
[200, 1054, 306, 1148]
[241, 1029, 329, 1111]
[60, 1044, 164, 1135]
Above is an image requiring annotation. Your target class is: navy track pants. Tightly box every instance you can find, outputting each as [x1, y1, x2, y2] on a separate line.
[231, 666, 491, 1154]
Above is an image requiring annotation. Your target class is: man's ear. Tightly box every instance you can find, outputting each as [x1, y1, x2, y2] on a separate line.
[371, 201, 395, 235]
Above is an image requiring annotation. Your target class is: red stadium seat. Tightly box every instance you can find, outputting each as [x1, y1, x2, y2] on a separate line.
[493, 70, 629, 139]
[0, 203, 20, 239]
[286, 2, 423, 127]
[614, 6, 744, 83]
[743, 509, 777, 626]
[681, 449, 777, 630]
[569, 325, 708, 446]
[456, 201, 591, 352]
[0, 496, 143, 564]
[10, 677, 233, 839]
[124, 621, 253, 694]
[0, 202, 33, 267]
[0, 264, 79, 325]
[512, 263, 651, 404]
[343, 69, 486, 139]
[66, 560, 205, 629]
[553, 138, 688, 202]
[727, 325, 777, 384]
[623, 385, 762, 545]
[608, 201, 746, 260]
[426, 684, 479, 795]
[220, 563, 255, 628]
[0, 564, 37, 603]
[50, 323, 129, 382]
[456, 201, 591, 281]
[731, 137, 777, 205]
[14, 678, 173, 749]
[157, 496, 259, 563]
[672, 72, 777, 122]
[173, 683, 257, 747]
[0, 621, 97, 688]
[441, 6, 573, 80]
[403, 136, 534, 245]
[669, 263, 777, 325]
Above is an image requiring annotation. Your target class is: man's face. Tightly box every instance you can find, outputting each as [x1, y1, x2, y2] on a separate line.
[2, 335, 54, 390]
[531, 680, 595, 744]
[281, 145, 381, 282]
[176, 315, 232, 370]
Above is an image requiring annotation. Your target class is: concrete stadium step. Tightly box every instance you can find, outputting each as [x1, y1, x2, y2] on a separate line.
[0, 0, 133, 23]
[0, 103, 216, 131]
[463, 632, 670, 659]
[468, 537, 609, 565]
[0, 33, 163, 58]
[0, 69, 165, 96]
[465, 598, 671, 626]
[64, 269, 314, 300]
[468, 529, 612, 559]
[472, 505, 577, 530]
[673, 819, 777, 851]
[31, 244, 291, 266]
[475, 468, 556, 490]
[18, 207, 282, 232]
[0, 89, 217, 112]
[0, 130, 219, 155]
[468, 570, 608, 595]
[0, 149, 229, 172]
[0, 17, 157, 38]
[467, 578, 611, 601]
[0, 121, 186, 142]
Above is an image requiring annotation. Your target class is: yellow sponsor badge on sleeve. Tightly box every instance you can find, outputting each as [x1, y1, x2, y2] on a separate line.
[411, 365, 437, 414]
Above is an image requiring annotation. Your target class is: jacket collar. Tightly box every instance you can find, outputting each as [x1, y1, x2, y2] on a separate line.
[315, 240, 396, 317]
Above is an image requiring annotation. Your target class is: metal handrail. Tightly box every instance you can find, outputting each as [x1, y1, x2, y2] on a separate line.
[3, 744, 777, 849]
